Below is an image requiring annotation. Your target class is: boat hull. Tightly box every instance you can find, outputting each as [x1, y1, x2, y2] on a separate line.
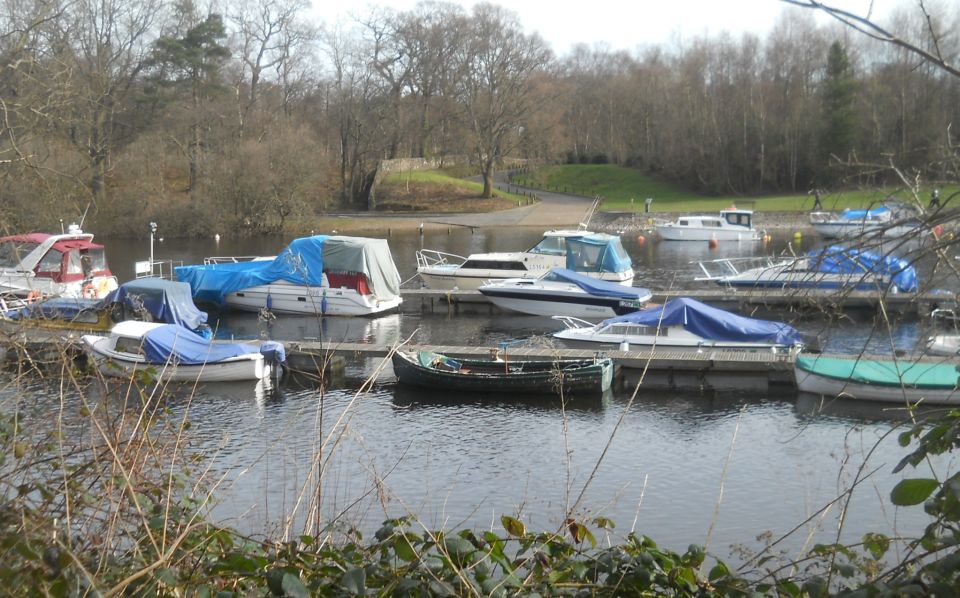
[392, 350, 613, 395]
[225, 282, 402, 316]
[418, 267, 635, 290]
[83, 335, 269, 382]
[794, 356, 960, 404]
[656, 227, 760, 242]
[479, 287, 646, 319]
[810, 221, 921, 239]
[553, 333, 789, 353]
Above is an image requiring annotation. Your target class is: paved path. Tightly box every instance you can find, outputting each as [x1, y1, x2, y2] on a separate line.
[422, 172, 597, 228]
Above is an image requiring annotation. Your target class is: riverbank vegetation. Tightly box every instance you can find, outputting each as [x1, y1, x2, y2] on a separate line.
[1, 1, 956, 237]
[2, 348, 959, 595]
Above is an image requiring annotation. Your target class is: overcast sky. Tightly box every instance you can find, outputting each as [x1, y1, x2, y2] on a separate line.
[309, 0, 896, 54]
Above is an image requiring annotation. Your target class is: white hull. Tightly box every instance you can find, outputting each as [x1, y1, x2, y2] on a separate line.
[794, 366, 960, 404]
[811, 221, 921, 239]
[225, 281, 402, 316]
[656, 227, 760, 242]
[554, 328, 790, 352]
[82, 336, 269, 382]
[418, 267, 634, 291]
[480, 280, 650, 319]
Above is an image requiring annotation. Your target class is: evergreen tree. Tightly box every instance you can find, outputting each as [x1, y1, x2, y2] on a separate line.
[819, 41, 857, 185]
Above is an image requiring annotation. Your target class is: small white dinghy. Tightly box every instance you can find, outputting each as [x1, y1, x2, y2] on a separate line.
[82, 321, 285, 382]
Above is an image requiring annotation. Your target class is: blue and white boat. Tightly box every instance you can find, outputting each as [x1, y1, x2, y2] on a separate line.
[695, 245, 918, 293]
[176, 235, 402, 316]
[478, 268, 651, 319]
[809, 202, 923, 239]
[553, 297, 804, 352]
[82, 321, 286, 382]
[417, 231, 635, 290]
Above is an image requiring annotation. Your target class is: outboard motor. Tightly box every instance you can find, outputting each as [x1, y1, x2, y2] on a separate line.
[260, 341, 287, 383]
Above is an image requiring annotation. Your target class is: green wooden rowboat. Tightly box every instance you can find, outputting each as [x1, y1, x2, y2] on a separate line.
[391, 349, 613, 395]
[794, 354, 960, 404]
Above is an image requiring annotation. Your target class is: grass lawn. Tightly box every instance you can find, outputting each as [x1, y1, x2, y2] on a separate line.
[380, 169, 528, 211]
[513, 164, 955, 213]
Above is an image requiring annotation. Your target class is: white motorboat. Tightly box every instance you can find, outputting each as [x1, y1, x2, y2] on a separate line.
[795, 353, 960, 405]
[176, 235, 403, 316]
[416, 230, 634, 290]
[925, 307, 960, 356]
[655, 206, 762, 241]
[478, 268, 651, 319]
[0, 223, 118, 301]
[552, 297, 804, 352]
[809, 201, 925, 239]
[694, 245, 918, 293]
[82, 321, 285, 382]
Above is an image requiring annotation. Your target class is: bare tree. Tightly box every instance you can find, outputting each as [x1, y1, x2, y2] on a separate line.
[455, 3, 551, 198]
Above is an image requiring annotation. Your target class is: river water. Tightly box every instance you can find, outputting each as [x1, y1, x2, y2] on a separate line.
[3, 226, 954, 564]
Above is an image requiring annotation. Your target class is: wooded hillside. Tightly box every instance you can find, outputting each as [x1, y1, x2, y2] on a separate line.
[1, 0, 957, 237]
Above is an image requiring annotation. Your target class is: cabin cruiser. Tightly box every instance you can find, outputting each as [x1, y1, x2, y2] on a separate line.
[2, 277, 211, 335]
[695, 245, 918, 293]
[82, 321, 285, 382]
[416, 230, 634, 290]
[809, 201, 925, 239]
[552, 297, 804, 352]
[655, 206, 762, 241]
[478, 268, 651, 319]
[176, 235, 402, 316]
[0, 223, 118, 304]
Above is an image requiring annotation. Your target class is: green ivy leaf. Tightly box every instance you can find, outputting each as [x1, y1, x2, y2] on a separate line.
[281, 572, 309, 598]
[891, 478, 939, 506]
[341, 568, 366, 596]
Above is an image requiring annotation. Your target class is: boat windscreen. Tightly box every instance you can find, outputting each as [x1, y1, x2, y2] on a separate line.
[0, 241, 39, 269]
[527, 236, 568, 255]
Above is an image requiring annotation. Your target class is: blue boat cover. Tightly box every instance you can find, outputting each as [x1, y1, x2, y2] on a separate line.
[103, 278, 209, 332]
[839, 206, 890, 220]
[3, 297, 100, 320]
[175, 235, 401, 304]
[542, 268, 650, 300]
[142, 324, 262, 365]
[603, 297, 804, 345]
[565, 234, 633, 274]
[810, 245, 918, 293]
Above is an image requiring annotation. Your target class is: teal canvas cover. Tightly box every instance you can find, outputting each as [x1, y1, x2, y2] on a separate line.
[796, 355, 959, 390]
[565, 234, 633, 274]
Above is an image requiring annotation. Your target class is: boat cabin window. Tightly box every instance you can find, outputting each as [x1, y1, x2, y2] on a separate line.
[462, 260, 527, 271]
[702, 220, 722, 227]
[0, 240, 39, 269]
[678, 220, 689, 226]
[528, 236, 568, 255]
[724, 212, 751, 227]
[35, 249, 64, 279]
[115, 337, 146, 355]
[605, 323, 663, 336]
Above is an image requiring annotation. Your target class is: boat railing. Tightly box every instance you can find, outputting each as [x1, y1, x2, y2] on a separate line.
[551, 315, 595, 330]
[134, 259, 184, 280]
[694, 256, 788, 281]
[415, 249, 467, 270]
[203, 255, 266, 265]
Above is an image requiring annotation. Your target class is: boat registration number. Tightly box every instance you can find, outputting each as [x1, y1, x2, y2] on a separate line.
[619, 300, 641, 308]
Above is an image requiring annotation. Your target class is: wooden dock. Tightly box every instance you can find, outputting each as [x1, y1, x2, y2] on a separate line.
[286, 341, 798, 391]
[397, 287, 952, 315]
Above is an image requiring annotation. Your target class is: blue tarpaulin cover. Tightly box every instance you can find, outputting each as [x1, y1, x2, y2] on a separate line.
[175, 235, 401, 304]
[810, 245, 918, 293]
[542, 268, 650, 300]
[565, 234, 633, 274]
[103, 278, 209, 332]
[604, 297, 804, 345]
[839, 206, 890, 220]
[142, 324, 262, 365]
[3, 297, 100, 320]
